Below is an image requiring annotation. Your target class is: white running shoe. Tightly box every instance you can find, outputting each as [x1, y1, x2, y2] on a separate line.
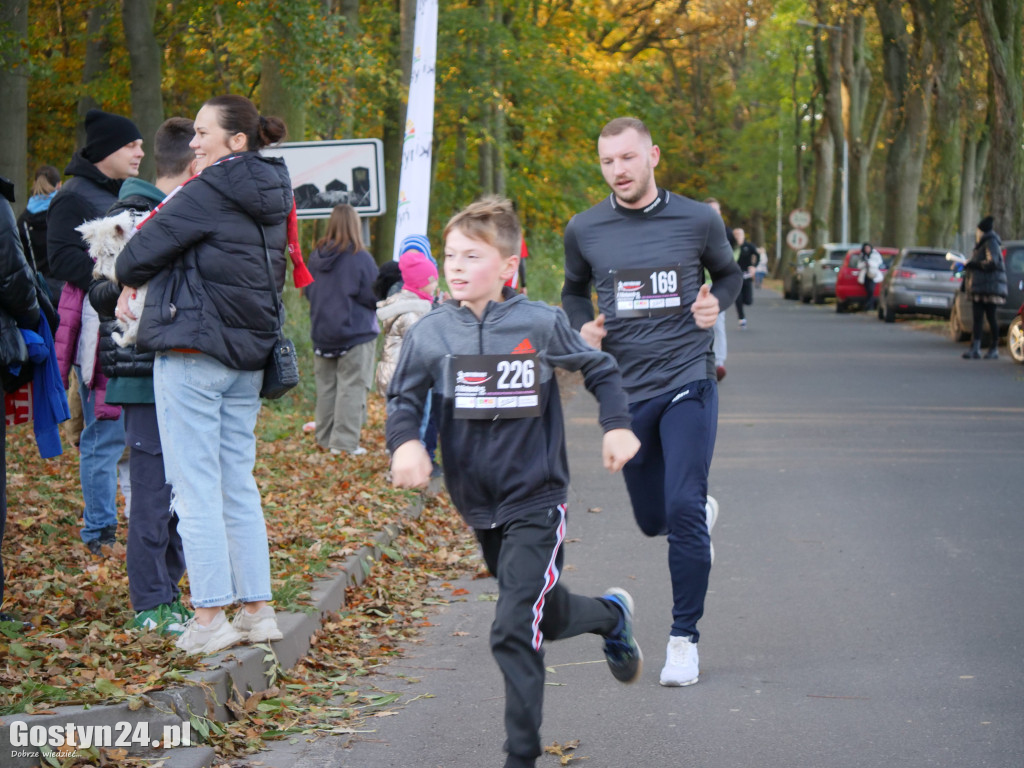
[705, 495, 719, 564]
[175, 611, 244, 655]
[660, 635, 700, 687]
[232, 605, 284, 643]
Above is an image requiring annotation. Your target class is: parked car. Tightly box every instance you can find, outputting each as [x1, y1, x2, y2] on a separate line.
[783, 248, 815, 300]
[1008, 305, 1024, 364]
[949, 240, 1024, 342]
[801, 243, 860, 304]
[835, 247, 898, 313]
[876, 247, 964, 322]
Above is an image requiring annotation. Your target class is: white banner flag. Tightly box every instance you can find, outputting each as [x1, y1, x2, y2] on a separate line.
[392, 0, 439, 261]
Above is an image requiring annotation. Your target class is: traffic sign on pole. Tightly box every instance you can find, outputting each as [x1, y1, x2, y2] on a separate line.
[786, 229, 810, 251]
[789, 209, 811, 229]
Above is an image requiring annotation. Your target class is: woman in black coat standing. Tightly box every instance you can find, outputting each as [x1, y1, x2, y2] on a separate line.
[962, 216, 1008, 359]
[116, 95, 292, 654]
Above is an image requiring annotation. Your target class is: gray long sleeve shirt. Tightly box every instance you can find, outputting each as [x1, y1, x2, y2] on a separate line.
[562, 189, 742, 402]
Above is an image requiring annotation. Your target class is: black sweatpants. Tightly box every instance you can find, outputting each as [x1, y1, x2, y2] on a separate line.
[124, 403, 185, 612]
[475, 505, 620, 767]
[971, 300, 999, 346]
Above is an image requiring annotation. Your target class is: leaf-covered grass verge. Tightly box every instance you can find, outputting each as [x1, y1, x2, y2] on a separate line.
[0, 388, 480, 763]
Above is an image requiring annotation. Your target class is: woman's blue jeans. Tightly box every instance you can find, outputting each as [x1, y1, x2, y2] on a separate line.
[153, 352, 272, 608]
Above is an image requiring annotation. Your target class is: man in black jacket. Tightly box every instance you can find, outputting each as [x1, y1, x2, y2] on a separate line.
[89, 117, 196, 633]
[733, 227, 758, 329]
[0, 178, 42, 626]
[47, 109, 143, 555]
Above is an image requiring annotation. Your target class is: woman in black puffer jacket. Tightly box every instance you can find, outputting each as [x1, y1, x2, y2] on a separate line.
[962, 215, 1008, 360]
[116, 95, 292, 655]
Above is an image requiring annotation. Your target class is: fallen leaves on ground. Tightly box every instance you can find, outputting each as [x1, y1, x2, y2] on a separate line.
[545, 739, 588, 765]
[0, 392, 479, 764]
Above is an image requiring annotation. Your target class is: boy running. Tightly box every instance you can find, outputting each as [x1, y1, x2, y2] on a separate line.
[387, 196, 642, 768]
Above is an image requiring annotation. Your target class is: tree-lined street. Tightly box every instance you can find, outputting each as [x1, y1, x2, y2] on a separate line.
[243, 290, 1024, 768]
[2, 1, 1022, 285]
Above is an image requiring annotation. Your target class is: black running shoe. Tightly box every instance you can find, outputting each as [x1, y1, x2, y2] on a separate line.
[601, 588, 642, 683]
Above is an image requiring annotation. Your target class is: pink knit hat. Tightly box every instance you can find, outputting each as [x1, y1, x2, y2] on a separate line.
[399, 250, 438, 291]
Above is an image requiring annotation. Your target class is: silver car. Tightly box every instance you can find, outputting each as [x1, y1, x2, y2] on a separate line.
[802, 243, 860, 304]
[878, 247, 965, 322]
[783, 248, 815, 300]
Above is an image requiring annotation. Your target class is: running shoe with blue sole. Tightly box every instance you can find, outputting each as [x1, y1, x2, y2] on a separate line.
[601, 588, 642, 683]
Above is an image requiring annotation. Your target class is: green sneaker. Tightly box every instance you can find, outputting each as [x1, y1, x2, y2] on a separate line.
[168, 599, 193, 624]
[132, 604, 187, 636]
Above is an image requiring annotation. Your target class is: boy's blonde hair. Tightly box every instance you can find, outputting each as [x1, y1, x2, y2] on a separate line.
[443, 195, 521, 258]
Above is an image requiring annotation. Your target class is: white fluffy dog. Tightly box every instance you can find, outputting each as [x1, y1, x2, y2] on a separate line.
[76, 209, 147, 347]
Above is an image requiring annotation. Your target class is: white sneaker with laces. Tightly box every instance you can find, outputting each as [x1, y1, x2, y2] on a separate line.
[705, 495, 719, 564]
[175, 611, 243, 655]
[232, 605, 284, 643]
[660, 635, 700, 686]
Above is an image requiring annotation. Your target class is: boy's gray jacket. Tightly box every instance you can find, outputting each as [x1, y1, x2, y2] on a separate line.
[385, 291, 632, 529]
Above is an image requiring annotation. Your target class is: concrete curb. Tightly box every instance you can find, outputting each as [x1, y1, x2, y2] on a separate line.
[0, 486, 435, 768]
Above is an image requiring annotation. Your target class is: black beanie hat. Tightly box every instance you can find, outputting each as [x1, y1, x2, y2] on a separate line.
[977, 215, 994, 233]
[81, 109, 143, 163]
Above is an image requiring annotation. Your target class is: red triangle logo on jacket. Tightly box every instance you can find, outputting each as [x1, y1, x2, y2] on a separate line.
[512, 338, 535, 354]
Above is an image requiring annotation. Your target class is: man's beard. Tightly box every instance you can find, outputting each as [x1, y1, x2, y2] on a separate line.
[614, 173, 653, 205]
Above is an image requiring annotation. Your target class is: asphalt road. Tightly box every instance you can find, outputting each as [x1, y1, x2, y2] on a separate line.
[243, 289, 1024, 768]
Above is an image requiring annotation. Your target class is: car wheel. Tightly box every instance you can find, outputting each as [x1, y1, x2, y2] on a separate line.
[883, 303, 896, 323]
[1008, 315, 1024, 364]
[812, 282, 825, 304]
[949, 301, 970, 342]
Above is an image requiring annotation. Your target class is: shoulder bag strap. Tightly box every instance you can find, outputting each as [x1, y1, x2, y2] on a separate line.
[253, 220, 285, 333]
[20, 219, 40, 274]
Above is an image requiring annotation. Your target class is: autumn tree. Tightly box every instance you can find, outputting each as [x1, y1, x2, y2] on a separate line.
[121, 0, 163, 181]
[0, 0, 29, 208]
[974, 0, 1024, 238]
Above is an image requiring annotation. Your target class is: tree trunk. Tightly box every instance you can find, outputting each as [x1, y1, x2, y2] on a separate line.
[0, 0, 28, 210]
[824, 34, 845, 242]
[375, 0, 415, 264]
[338, 0, 360, 138]
[875, 0, 933, 248]
[812, 126, 835, 248]
[810, 10, 842, 241]
[914, 0, 962, 248]
[843, 15, 884, 242]
[261, 16, 306, 142]
[121, 0, 164, 182]
[974, 0, 1024, 239]
[77, 1, 114, 150]
[959, 130, 991, 253]
[791, 50, 810, 210]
